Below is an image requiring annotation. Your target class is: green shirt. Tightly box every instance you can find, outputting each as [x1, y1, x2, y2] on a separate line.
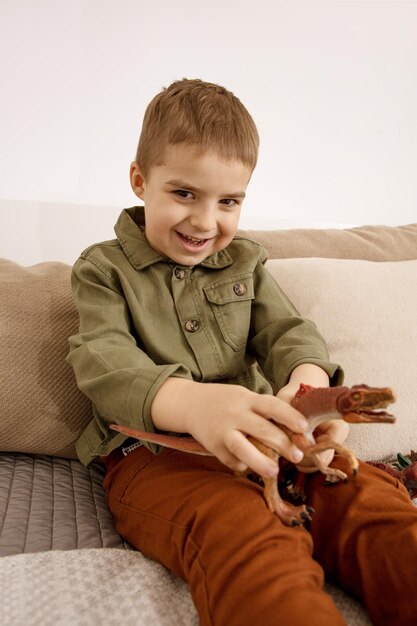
[67, 207, 343, 465]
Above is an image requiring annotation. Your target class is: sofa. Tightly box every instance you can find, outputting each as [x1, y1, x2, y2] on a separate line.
[1, 221, 416, 626]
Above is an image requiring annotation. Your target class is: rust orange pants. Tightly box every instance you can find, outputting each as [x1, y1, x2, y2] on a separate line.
[102, 446, 417, 626]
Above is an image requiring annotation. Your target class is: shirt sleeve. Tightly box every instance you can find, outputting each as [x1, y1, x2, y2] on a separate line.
[67, 256, 193, 434]
[249, 259, 344, 390]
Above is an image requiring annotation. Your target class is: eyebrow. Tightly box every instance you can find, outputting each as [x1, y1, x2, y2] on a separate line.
[166, 178, 246, 199]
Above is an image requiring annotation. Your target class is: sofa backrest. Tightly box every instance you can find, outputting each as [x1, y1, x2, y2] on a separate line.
[1, 222, 416, 461]
[238, 222, 417, 260]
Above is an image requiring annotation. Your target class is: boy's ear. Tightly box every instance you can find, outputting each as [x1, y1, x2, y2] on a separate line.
[130, 161, 146, 199]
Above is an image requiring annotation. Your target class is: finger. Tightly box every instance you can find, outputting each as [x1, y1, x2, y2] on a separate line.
[315, 421, 349, 444]
[253, 394, 308, 433]
[216, 451, 249, 474]
[245, 415, 305, 464]
[222, 432, 281, 478]
[318, 449, 335, 466]
[214, 445, 249, 474]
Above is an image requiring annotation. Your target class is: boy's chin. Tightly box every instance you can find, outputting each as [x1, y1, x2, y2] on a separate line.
[170, 251, 209, 266]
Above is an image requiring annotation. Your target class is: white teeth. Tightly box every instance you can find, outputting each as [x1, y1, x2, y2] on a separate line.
[183, 234, 204, 243]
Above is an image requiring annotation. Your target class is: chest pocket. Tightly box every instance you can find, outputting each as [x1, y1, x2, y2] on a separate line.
[203, 274, 254, 351]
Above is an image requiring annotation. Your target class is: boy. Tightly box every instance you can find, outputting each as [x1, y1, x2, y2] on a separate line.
[68, 79, 417, 626]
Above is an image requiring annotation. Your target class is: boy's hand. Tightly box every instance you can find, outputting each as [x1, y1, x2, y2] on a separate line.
[275, 363, 349, 472]
[151, 378, 308, 478]
[295, 419, 350, 473]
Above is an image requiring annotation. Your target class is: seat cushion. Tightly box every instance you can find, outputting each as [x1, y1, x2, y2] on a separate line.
[0, 452, 131, 556]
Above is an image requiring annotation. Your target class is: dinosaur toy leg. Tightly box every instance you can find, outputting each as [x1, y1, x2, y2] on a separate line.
[294, 435, 360, 484]
[249, 438, 314, 526]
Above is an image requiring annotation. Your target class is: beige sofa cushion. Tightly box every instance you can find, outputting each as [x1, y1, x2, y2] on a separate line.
[266, 258, 417, 461]
[0, 259, 92, 458]
[239, 222, 417, 261]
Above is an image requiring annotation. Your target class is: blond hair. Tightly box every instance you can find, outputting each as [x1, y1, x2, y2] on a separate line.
[135, 78, 259, 177]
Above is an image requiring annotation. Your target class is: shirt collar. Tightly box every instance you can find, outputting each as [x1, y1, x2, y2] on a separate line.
[114, 206, 234, 271]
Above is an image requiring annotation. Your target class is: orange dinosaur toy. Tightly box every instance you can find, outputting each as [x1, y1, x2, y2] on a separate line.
[110, 384, 396, 527]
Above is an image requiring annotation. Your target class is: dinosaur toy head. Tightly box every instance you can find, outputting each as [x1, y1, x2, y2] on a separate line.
[336, 384, 396, 423]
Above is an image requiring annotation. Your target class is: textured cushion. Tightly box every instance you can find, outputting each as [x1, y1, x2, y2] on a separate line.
[0, 452, 131, 556]
[0, 548, 374, 626]
[266, 258, 417, 460]
[0, 259, 92, 458]
[0, 548, 199, 626]
[239, 222, 417, 261]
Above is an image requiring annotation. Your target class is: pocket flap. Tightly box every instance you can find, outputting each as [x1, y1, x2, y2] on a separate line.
[203, 274, 254, 305]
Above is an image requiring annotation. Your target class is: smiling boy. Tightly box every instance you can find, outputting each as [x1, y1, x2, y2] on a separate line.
[129, 144, 248, 267]
[68, 79, 417, 626]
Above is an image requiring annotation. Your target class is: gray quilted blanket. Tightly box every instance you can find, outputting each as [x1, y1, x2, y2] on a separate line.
[0, 452, 131, 555]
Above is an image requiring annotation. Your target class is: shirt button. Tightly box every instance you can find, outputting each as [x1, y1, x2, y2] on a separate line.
[233, 282, 247, 296]
[174, 267, 187, 279]
[185, 319, 200, 333]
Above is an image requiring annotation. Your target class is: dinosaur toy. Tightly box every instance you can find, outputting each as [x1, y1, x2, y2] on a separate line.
[366, 452, 417, 498]
[110, 384, 396, 527]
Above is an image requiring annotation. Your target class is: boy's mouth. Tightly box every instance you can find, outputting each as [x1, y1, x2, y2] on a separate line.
[176, 232, 211, 248]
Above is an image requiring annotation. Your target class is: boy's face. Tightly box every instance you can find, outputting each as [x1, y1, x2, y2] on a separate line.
[130, 144, 252, 266]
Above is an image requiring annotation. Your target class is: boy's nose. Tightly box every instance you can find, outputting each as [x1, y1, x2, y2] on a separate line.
[189, 204, 217, 234]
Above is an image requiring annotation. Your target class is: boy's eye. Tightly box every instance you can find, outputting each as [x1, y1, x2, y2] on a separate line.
[174, 189, 193, 199]
[220, 198, 238, 207]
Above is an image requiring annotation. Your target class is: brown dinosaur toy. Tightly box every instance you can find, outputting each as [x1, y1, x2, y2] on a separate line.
[110, 384, 396, 527]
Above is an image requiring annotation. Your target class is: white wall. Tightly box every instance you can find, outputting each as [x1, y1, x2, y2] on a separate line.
[1, 0, 416, 265]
